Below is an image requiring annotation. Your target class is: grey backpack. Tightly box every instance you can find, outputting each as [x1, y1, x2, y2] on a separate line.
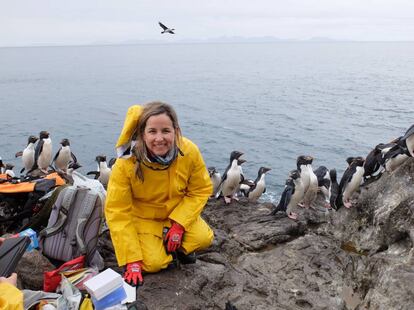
[39, 185, 104, 269]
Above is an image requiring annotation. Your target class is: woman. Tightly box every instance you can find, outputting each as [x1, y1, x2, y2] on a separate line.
[105, 102, 214, 286]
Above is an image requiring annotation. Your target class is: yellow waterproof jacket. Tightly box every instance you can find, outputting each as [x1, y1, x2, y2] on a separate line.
[105, 136, 212, 266]
[0, 283, 23, 310]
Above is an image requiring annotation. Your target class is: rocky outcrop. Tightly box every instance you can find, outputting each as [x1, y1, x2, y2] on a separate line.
[127, 159, 414, 310]
[14, 159, 414, 309]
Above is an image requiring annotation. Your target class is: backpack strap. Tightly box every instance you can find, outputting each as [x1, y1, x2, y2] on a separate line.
[75, 190, 99, 255]
[39, 187, 78, 238]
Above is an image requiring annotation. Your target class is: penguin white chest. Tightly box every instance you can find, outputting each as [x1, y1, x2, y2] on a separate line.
[38, 139, 52, 170]
[299, 165, 311, 191]
[98, 163, 111, 186]
[343, 166, 364, 201]
[248, 175, 266, 202]
[406, 135, 414, 157]
[211, 173, 221, 195]
[385, 154, 409, 172]
[55, 146, 71, 170]
[22, 144, 36, 170]
[289, 179, 305, 207]
[222, 166, 241, 196]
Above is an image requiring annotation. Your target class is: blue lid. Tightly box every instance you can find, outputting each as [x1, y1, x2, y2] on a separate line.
[92, 285, 127, 310]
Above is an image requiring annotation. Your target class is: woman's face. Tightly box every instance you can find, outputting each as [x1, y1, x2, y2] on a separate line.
[143, 113, 175, 157]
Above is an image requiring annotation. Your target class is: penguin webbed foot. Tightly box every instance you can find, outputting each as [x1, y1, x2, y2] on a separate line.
[344, 201, 352, 209]
[287, 212, 298, 220]
[224, 196, 232, 204]
[324, 202, 332, 209]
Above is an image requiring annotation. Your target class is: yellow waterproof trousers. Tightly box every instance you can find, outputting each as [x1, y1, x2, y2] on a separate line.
[139, 216, 214, 272]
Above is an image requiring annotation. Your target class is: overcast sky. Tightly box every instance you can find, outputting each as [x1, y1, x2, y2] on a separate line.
[1, 0, 414, 46]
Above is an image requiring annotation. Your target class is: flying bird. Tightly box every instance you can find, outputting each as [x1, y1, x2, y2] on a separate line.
[159, 22, 175, 34]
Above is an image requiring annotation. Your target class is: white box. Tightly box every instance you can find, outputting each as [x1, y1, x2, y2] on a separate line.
[84, 268, 123, 300]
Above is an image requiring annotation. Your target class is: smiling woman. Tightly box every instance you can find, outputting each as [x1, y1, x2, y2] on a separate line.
[105, 101, 214, 287]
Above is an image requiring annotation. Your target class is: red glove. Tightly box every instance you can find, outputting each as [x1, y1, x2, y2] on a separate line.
[164, 222, 185, 253]
[124, 261, 143, 287]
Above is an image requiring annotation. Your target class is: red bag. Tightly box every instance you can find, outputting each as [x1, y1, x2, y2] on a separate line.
[43, 255, 85, 292]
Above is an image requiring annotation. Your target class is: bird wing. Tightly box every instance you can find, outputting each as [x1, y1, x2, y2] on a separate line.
[159, 22, 168, 30]
[272, 183, 293, 214]
[402, 124, 414, 140]
[108, 157, 117, 168]
[71, 152, 78, 163]
[53, 148, 61, 162]
[30, 139, 44, 171]
[87, 171, 100, 179]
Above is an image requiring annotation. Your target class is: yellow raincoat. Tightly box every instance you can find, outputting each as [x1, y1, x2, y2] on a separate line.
[0, 283, 23, 310]
[105, 105, 214, 272]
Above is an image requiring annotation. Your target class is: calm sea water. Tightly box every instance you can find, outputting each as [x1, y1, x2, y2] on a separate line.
[1, 42, 413, 202]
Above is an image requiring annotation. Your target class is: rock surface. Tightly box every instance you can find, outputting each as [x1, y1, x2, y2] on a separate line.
[15, 158, 414, 309]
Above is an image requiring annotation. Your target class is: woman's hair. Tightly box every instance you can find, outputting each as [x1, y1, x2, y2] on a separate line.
[133, 101, 182, 181]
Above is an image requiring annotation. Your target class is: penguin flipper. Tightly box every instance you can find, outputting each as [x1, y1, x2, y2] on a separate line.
[71, 152, 78, 163]
[402, 124, 414, 140]
[53, 149, 61, 162]
[108, 157, 117, 168]
[20, 167, 25, 173]
[34, 139, 44, 163]
[87, 171, 100, 179]
[15, 151, 23, 158]
[272, 184, 293, 215]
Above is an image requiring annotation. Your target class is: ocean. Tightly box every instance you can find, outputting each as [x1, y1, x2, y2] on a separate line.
[1, 42, 413, 202]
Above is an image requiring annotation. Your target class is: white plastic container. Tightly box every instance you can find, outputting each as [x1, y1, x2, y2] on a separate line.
[84, 268, 123, 300]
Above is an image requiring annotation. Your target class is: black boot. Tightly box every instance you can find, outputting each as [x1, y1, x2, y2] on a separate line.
[177, 251, 197, 264]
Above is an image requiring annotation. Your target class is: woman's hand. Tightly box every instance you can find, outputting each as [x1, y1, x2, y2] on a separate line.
[0, 273, 18, 287]
[124, 261, 144, 287]
[164, 222, 185, 253]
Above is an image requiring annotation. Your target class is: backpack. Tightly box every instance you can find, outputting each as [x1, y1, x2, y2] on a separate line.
[39, 183, 105, 269]
[0, 173, 65, 234]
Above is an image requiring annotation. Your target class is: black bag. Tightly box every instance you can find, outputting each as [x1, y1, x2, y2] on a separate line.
[0, 236, 30, 277]
[0, 179, 58, 234]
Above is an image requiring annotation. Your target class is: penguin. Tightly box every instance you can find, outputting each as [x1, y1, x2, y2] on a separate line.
[53, 138, 77, 172]
[378, 141, 400, 164]
[31, 131, 52, 174]
[271, 169, 304, 220]
[208, 167, 221, 198]
[59, 161, 82, 184]
[87, 155, 112, 188]
[337, 156, 365, 209]
[234, 158, 247, 195]
[329, 169, 339, 210]
[313, 165, 331, 208]
[15, 135, 38, 174]
[381, 143, 409, 172]
[400, 124, 414, 157]
[216, 150, 244, 204]
[346, 157, 357, 166]
[240, 167, 271, 202]
[108, 157, 117, 168]
[4, 163, 15, 179]
[297, 155, 318, 208]
[0, 156, 5, 174]
[363, 144, 385, 182]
